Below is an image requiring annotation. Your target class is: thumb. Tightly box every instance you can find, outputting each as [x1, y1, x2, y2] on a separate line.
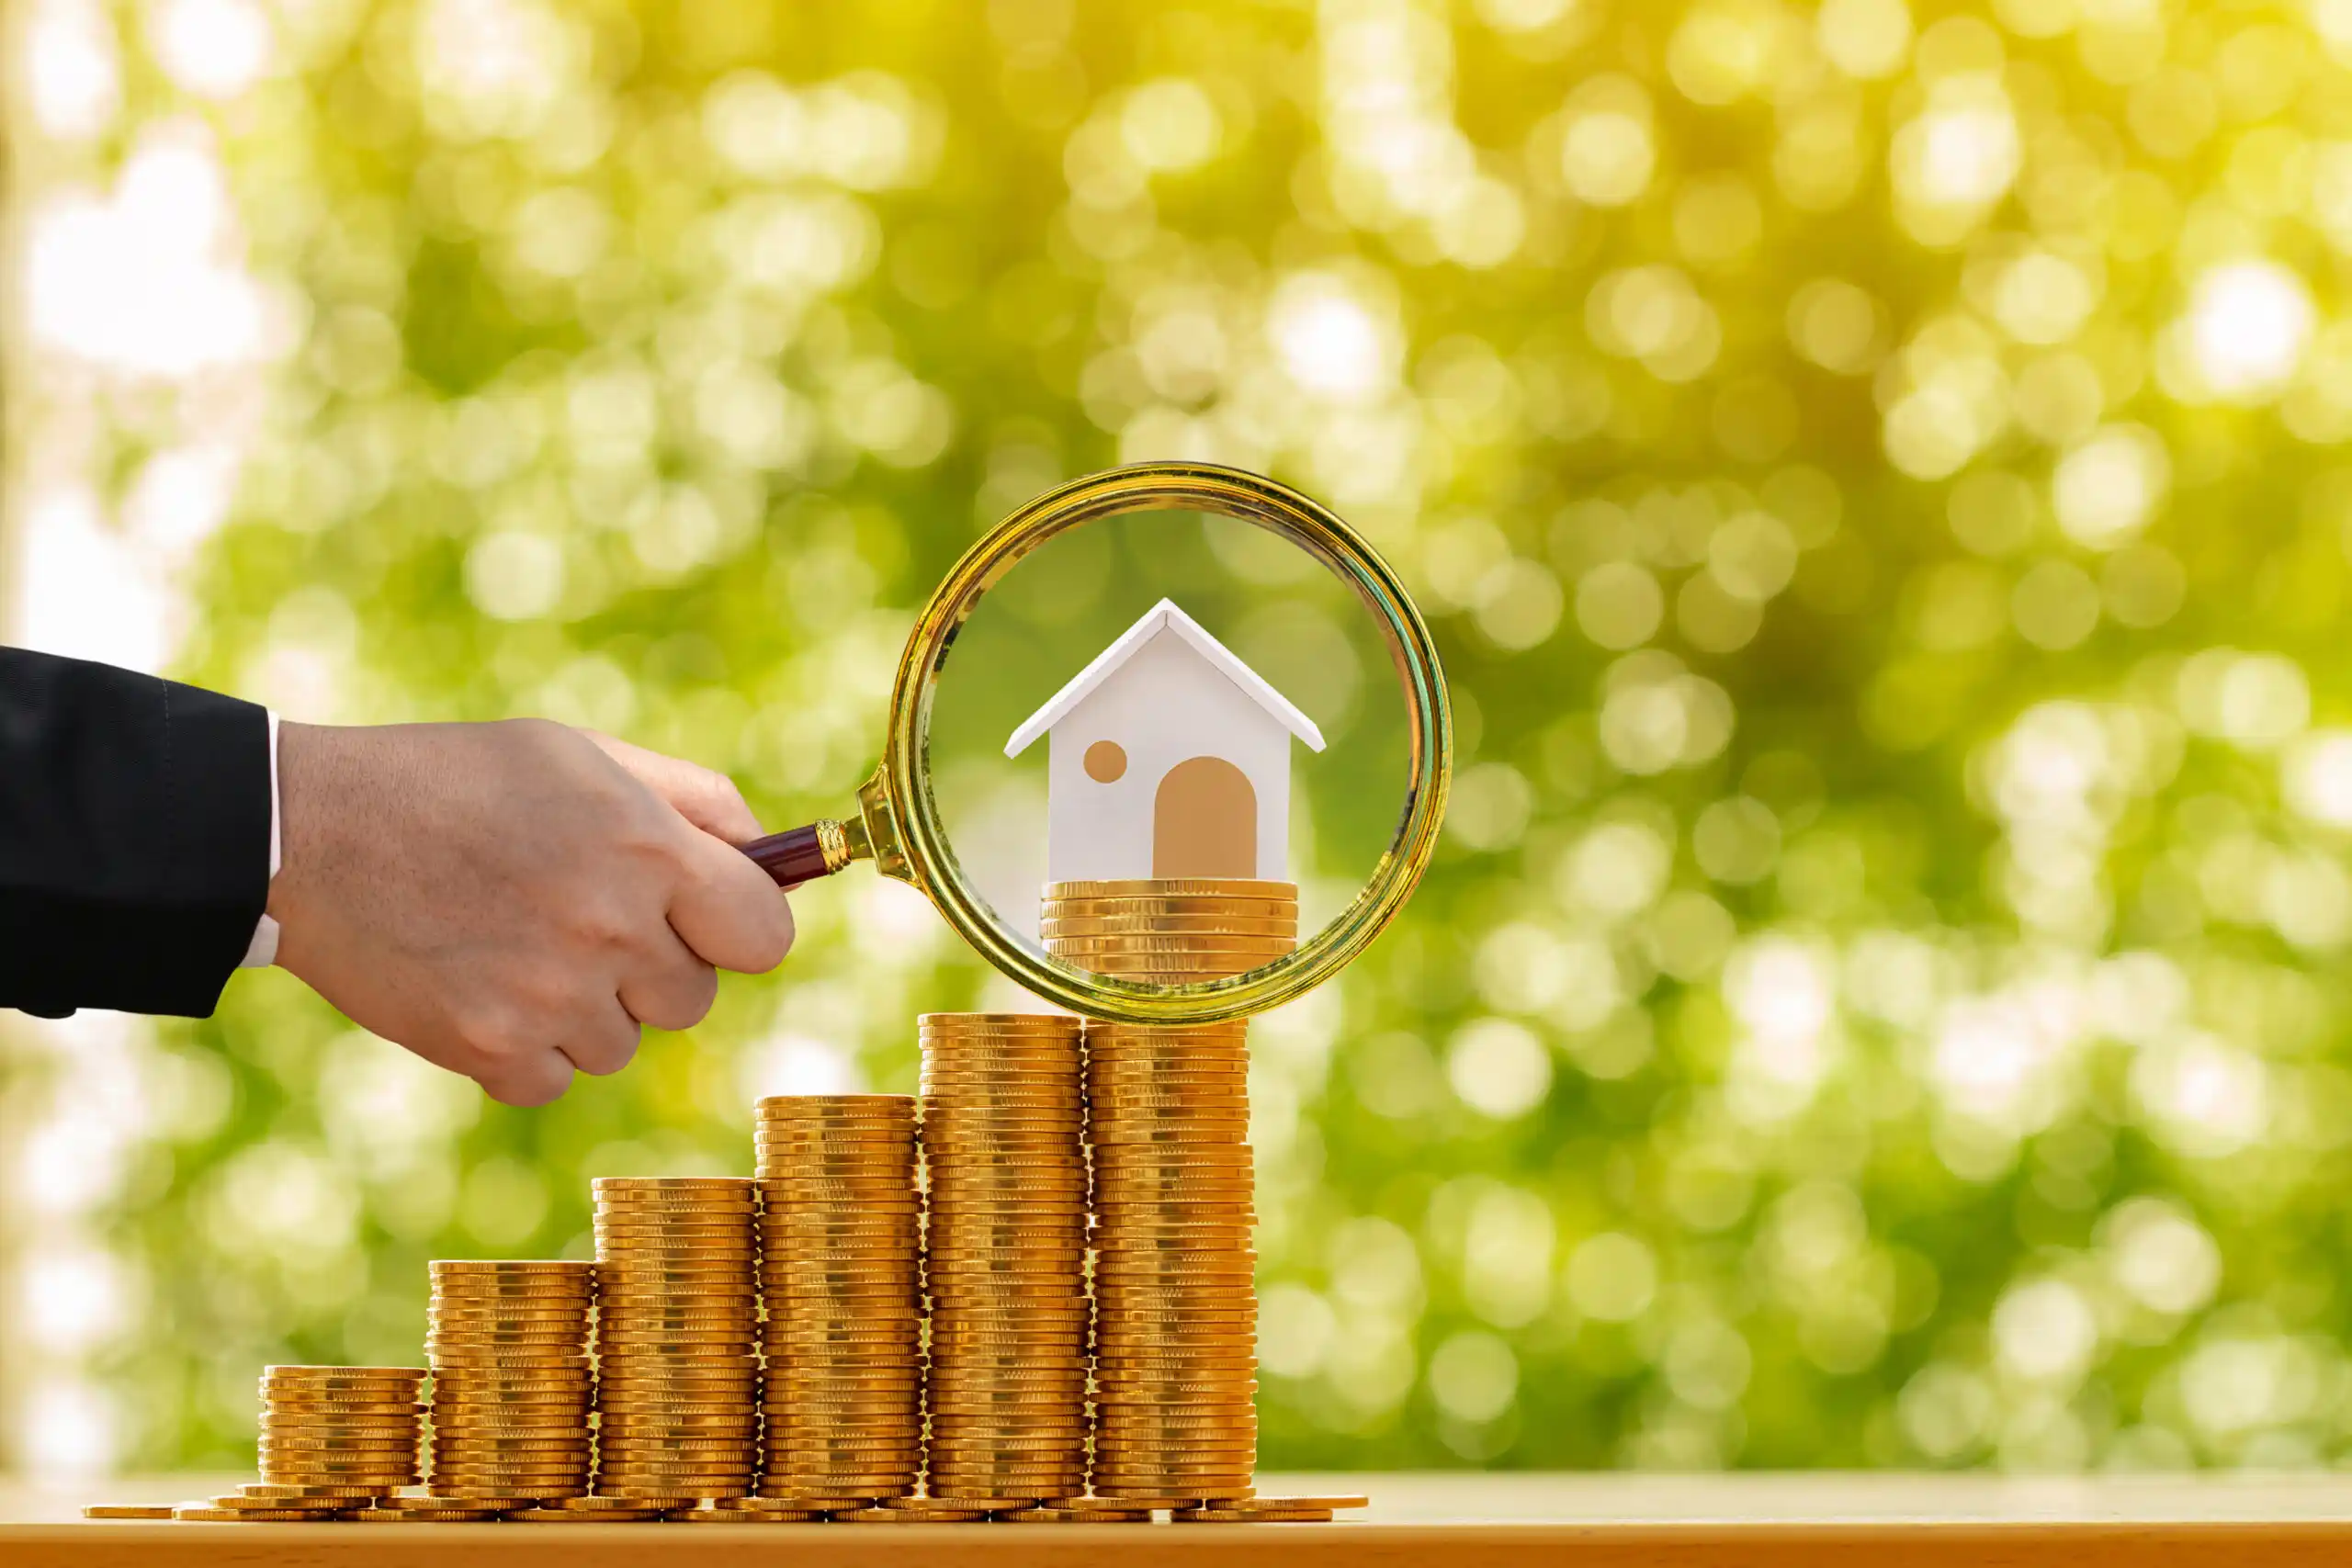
[577, 729, 765, 845]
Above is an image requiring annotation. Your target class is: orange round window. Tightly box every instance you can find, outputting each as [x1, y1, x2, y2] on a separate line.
[1083, 740, 1128, 783]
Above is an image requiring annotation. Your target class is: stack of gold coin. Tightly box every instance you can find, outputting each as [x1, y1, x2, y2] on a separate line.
[1039, 878, 1298, 984]
[256, 1366, 424, 1498]
[753, 1095, 923, 1503]
[1039, 875, 1291, 1507]
[918, 1013, 1090, 1504]
[1084, 1020, 1258, 1503]
[591, 1178, 761, 1504]
[424, 1260, 595, 1502]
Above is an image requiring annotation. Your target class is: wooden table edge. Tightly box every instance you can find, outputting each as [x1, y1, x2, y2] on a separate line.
[16, 1517, 2352, 1566]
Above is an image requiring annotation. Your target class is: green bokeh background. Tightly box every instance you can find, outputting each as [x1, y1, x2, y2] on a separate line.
[22, 0, 2352, 1474]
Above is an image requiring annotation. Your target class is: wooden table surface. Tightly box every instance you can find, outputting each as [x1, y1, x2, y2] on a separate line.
[14, 1471, 2352, 1564]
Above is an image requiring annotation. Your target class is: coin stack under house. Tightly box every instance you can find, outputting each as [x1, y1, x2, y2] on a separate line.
[918, 1013, 1091, 1506]
[753, 1095, 925, 1504]
[591, 1178, 762, 1506]
[425, 1261, 595, 1503]
[1040, 877, 1297, 1505]
[255, 1366, 425, 1500]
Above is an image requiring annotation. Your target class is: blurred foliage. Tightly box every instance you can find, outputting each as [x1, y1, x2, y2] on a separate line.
[25, 0, 2352, 1475]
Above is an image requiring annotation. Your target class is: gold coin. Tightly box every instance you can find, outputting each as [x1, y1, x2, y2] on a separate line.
[924, 1477, 1080, 1494]
[376, 1493, 534, 1511]
[1043, 928, 1293, 949]
[1086, 1065, 1250, 1084]
[265, 1365, 425, 1381]
[427, 1382, 594, 1396]
[593, 1240, 756, 1254]
[261, 1438, 422, 1454]
[82, 1505, 175, 1518]
[430, 1260, 594, 1276]
[665, 1507, 789, 1523]
[351, 1507, 504, 1522]
[170, 1506, 335, 1522]
[1012, 1507, 1151, 1522]
[920, 1105, 1086, 1122]
[1093, 1234, 1255, 1254]
[258, 1398, 423, 1415]
[202, 1495, 345, 1512]
[1041, 930, 1293, 953]
[504, 1508, 660, 1522]
[842, 1508, 986, 1523]
[1042, 906, 1295, 928]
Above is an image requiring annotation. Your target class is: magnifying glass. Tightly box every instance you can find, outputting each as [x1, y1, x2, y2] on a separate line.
[739, 461, 1450, 1025]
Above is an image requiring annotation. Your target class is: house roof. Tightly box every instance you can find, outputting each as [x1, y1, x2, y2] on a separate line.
[1004, 598, 1328, 758]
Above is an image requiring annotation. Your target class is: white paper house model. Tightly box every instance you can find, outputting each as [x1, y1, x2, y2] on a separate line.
[1005, 600, 1325, 883]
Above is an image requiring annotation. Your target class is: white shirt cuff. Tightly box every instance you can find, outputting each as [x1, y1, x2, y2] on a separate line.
[239, 710, 281, 968]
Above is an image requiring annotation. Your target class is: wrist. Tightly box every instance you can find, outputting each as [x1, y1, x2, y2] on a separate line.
[266, 720, 341, 964]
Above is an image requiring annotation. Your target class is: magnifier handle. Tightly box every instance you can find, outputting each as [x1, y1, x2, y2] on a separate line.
[743, 819, 856, 891]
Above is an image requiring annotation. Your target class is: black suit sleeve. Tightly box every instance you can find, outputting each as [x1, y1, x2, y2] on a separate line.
[1, 648, 270, 1019]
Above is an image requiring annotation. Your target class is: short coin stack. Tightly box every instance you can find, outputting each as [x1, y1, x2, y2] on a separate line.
[1041, 877, 1295, 1506]
[592, 1178, 761, 1504]
[918, 1013, 1090, 1504]
[425, 1261, 595, 1502]
[754, 1095, 924, 1503]
[1039, 878, 1299, 984]
[255, 1365, 425, 1500]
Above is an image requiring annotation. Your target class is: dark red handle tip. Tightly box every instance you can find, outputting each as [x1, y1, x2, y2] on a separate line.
[743, 825, 832, 891]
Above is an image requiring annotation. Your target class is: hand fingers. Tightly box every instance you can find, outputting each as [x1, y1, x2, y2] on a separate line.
[476, 1046, 576, 1108]
[616, 930, 719, 1035]
[581, 731, 766, 844]
[667, 826, 796, 975]
[560, 995, 645, 1077]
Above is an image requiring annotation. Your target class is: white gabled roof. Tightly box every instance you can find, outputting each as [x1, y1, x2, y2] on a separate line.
[1004, 598, 1327, 758]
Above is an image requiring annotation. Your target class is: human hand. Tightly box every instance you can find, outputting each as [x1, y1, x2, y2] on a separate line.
[267, 718, 793, 1105]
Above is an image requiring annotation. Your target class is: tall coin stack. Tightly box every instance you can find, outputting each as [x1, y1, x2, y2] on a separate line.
[918, 1013, 1090, 1504]
[256, 1365, 424, 1498]
[754, 1095, 924, 1503]
[591, 1178, 761, 1504]
[424, 1261, 595, 1501]
[1040, 876, 1296, 1505]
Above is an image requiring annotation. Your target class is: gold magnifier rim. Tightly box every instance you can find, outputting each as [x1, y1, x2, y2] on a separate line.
[871, 460, 1452, 1025]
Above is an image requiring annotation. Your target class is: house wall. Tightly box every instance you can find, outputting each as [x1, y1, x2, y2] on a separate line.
[1045, 629, 1293, 883]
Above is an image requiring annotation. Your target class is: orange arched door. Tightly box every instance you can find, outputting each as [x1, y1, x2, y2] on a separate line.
[1153, 757, 1258, 878]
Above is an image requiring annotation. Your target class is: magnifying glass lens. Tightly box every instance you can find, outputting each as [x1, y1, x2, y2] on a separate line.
[924, 507, 1413, 997]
